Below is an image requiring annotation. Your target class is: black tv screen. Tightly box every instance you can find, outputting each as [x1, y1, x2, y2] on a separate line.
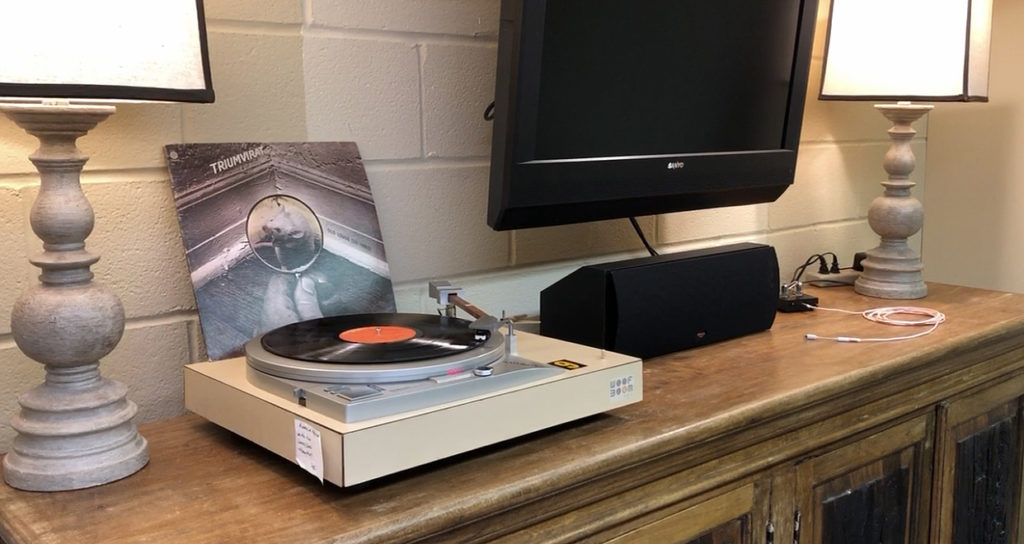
[488, 0, 818, 230]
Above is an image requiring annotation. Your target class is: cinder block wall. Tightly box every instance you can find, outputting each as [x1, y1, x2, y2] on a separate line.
[0, 0, 912, 452]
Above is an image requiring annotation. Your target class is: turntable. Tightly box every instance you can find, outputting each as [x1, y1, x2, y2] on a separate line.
[184, 284, 642, 487]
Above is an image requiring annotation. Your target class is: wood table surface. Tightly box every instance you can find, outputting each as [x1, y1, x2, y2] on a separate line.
[2, 283, 1023, 543]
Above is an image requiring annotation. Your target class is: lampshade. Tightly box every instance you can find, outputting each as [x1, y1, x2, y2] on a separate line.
[0, 0, 213, 103]
[820, 0, 992, 101]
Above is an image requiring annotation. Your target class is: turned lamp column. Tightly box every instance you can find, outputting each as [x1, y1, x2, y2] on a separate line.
[854, 103, 931, 299]
[819, 0, 993, 298]
[2, 103, 148, 491]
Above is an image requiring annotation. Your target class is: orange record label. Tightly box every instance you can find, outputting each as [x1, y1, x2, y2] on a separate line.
[339, 325, 417, 344]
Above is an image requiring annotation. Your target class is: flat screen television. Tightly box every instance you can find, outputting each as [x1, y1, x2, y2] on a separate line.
[487, 0, 818, 230]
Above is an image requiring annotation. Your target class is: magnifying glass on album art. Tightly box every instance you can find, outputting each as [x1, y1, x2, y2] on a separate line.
[246, 194, 328, 330]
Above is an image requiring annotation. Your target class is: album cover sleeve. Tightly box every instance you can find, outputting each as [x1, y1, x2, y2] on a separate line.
[164, 141, 396, 360]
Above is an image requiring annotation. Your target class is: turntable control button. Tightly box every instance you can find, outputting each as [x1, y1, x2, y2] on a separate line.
[473, 367, 494, 377]
[325, 384, 382, 401]
[430, 371, 473, 384]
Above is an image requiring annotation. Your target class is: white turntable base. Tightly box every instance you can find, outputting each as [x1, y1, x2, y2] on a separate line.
[184, 331, 642, 487]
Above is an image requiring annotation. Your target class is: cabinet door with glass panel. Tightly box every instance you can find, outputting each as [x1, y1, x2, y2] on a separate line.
[932, 374, 1024, 544]
[606, 479, 772, 544]
[793, 413, 934, 544]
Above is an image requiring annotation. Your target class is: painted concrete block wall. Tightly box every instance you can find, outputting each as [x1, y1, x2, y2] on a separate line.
[923, 0, 1024, 294]
[0, 0, 923, 452]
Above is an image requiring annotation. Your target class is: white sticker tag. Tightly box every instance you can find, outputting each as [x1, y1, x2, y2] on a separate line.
[294, 419, 324, 483]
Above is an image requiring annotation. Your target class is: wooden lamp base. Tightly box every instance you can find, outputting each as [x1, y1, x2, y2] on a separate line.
[1, 103, 148, 491]
[854, 103, 932, 300]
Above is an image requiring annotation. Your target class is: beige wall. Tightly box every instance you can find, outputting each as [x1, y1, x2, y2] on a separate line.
[923, 0, 1024, 294]
[0, 0, 911, 452]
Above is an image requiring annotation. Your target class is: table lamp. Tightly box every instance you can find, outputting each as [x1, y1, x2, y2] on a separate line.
[0, 0, 214, 491]
[819, 0, 992, 299]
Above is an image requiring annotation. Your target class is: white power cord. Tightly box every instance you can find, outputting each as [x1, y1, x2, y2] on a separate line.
[804, 304, 946, 343]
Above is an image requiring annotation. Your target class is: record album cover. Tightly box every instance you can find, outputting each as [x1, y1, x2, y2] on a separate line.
[165, 142, 396, 360]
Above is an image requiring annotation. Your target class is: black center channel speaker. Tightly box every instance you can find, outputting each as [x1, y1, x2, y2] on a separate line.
[540, 243, 779, 359]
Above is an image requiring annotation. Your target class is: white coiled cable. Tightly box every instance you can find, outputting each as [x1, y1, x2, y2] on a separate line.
[804, 305, 946, 343]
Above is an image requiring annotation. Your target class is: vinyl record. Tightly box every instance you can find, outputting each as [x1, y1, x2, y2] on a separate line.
[260, 313, 489, 364]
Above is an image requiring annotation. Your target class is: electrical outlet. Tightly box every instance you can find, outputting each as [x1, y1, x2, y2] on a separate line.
[805, 270, 859, 285]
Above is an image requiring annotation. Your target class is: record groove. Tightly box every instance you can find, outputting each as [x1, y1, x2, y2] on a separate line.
[260, 313, 490, 364]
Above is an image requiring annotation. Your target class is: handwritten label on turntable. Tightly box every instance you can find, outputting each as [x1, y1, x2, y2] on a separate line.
[294, 420, 324, 483]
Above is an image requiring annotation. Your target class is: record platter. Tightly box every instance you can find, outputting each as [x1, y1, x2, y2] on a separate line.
[185, 309, 642, 487]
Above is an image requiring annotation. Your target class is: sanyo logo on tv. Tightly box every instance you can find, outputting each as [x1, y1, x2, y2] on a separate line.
[666, 161, 685, 170]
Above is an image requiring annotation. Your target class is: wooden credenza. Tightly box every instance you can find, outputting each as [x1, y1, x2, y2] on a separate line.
[1, 283, 1022, 543]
